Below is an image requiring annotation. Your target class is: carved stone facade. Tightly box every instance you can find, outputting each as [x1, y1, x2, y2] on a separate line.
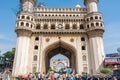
[51, 59, 69, 72]
[12, 0, 105, 76]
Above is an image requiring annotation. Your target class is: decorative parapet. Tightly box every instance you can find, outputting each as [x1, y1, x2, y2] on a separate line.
[33, 8, 87, 13]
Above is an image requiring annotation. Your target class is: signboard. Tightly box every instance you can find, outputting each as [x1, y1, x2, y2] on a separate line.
[105, 58, 117, 63]
[105, 53, 118, 57]
[104, 58, 120, 65]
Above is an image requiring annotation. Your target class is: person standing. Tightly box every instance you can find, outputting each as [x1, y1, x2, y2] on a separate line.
[50, 73, 54, 80]
[58, 75, 63, 80]
[42, 72, 45, 80]
[38, 72, 40, 80]
[38, 72, 43, 80]
[54, 73, 59, 80]
[62, 73, 66, 80]
[70, 72, 75, 80]
[2, 69, 11, 80]
[27, 73, 30, 80]
[0, 73, 2, 80]
[75, 73, 80, 80]
[30, 73, 33, 80]
[112, 76, 117, 80]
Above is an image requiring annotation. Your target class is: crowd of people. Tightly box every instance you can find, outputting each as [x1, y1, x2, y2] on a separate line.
[24, 67, 119, 80]
[0, 67, 120, 80]
[25, 72, 119, 80]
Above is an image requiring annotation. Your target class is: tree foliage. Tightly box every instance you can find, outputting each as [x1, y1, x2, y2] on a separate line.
[118, 53, 120, 57]
[100, 68, 112, 75]
[82, 72, 87, 76]
[3, 48, 15, 60]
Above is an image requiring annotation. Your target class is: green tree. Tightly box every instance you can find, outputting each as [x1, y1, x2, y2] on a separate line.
[82, 72, 87, 76]
[3, 48, 15, 60]
[100, 68, 112, 75]
[118, 53, 120, 57]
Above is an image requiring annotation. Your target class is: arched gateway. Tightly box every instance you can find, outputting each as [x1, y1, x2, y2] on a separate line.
[43, 41, 77, 73]
[12, 0, 105, 76]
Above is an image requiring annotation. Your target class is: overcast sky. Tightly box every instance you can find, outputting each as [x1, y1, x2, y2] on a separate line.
[0, 0, 120, 54]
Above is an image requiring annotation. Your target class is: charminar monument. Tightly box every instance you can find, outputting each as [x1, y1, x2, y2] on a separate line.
[12, 0, 105, 76]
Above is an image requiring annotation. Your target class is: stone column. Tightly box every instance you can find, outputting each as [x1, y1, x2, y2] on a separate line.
[76, 37, 83, 74]
[12, 30, 32, 76]
[87, 30, 105, 74]
[39, 36, 44, 73]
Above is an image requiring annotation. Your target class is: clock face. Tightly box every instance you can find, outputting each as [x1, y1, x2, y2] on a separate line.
[58, 24, 63, 29]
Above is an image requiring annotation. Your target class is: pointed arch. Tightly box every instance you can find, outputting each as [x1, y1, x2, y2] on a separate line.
[42, 41, 77, 73]
[44, 41, 76, 54]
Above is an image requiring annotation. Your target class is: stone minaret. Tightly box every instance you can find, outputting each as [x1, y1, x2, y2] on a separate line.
[84, 0, 105, 74]
[12, 0, 36, 76]
[84, 0, 98, 13]
[20, 0, 36, 12]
